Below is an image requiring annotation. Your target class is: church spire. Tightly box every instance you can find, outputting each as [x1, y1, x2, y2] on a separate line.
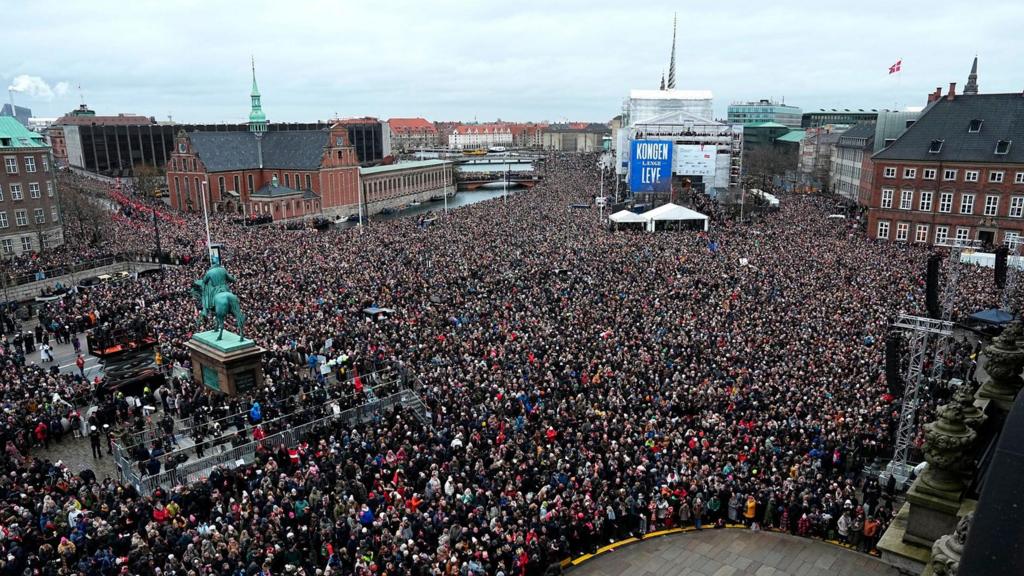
[660, 71, 666, 91]
[248, 56, 267, 133]
[964, 55, 979, 95]
[666, 13, 677, 90]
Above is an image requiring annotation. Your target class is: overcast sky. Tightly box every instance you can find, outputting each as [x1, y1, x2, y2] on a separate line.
[4, 0, 1023, 124]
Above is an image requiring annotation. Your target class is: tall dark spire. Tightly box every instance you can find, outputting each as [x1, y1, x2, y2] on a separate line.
[964, 56, 979, 95]
[660, 72, 666, 91]
[667, 13, 677, 90]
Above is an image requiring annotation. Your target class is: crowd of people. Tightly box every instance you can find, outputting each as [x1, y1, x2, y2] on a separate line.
[0, 152, 1007, 575]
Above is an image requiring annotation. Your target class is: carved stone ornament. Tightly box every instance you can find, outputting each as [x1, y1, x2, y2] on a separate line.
[919, 397, 977, 495]
[951, 380, 985, 430]
[930, 512, 973, 576]
[977, 320, 1024, 403]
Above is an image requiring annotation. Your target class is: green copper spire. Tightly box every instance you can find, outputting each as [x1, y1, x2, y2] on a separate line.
[248, 56, 267, 133]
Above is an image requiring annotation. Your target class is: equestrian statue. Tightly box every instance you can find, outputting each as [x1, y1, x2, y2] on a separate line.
[191, 256, 246, 341]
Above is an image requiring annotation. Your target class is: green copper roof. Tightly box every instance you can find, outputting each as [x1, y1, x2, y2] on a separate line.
[248, 62, 267, 130]
[0, 117, 48, 149]
[776, 130, 806, 143]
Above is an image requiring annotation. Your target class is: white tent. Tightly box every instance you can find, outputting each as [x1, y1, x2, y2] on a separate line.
[641, 203, 709, 232]
[608, 210, 647, 224]
[749, 189, 780, 207]
[608, 209, 647, 230]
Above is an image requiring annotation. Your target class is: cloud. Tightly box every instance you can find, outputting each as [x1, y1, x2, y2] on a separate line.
[6, 75, 70, 101]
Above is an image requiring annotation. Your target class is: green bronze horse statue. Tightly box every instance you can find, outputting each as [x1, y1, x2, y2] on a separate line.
[191, 258, 247, 341]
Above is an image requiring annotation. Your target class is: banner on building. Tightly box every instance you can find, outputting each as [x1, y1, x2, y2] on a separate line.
[674, 144, 717, 177]
[629, 140, 673, 193]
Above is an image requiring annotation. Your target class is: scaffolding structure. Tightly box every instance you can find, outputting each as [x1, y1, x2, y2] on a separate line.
[885, 314, 954, 486]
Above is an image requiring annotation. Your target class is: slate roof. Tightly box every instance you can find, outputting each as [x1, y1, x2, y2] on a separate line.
[251, 182, 318, 199]
[836, 122, 876, 149]
[189, 130, 328, 172]
[873, 93, 1024, 164]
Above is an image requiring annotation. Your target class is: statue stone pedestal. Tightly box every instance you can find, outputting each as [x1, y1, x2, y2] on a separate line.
[905, 479, 963, 547]
[185, 330, 264, 396]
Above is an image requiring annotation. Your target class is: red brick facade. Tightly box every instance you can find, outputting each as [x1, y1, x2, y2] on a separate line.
[165, 125, 359, 221]
[866, 161, 1024, 245]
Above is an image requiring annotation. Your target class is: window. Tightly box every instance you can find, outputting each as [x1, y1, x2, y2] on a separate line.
[965, 170, 979, 182]
[877, 221, 890, 239]
[1017, 172, 1024, 184]
[876, 187, 892, 207]
[4, 157, 17, 174]
[10, 184, 22, 200]
[294, 174, 300, 189]
[218, 176, 226, 195]
[928, 140, 943, 154]
[918, 191, 933, 212]
[50, 206, 58, 222]
[884, 138, 896, 148]
[28, 183, 40, 198]
[0, 239, 10, 255]
[33, 208, 44, 224]
[915, 224, 930, 243]
[969, 119, 983, 132]
[46, 182, 53, 197]
[283, 173, 290, 188]
[0, 185, 3, 201]
[944, 169, 958, 181]
[935, 225, 949, 245]
[904, 168, 917, 179]
[960, 194, 975, 214]
[233, 175, 240, 193]
[923, 168, 937, 180]
[1012, 197, 1024, 218]
[984, 195, 1000, 216]
[896, 222, 909, 241]
[42, 156, 48, 172]
[305, 174, 312, 190]
[247, 174, 254, 193]
[884, 167, 896, 178]
[24, 157, 36, 173]
[178, 142, 186, 153]
[14, 209, 27, 226]
[990, 171, 1005, 183]
[900, 189, 913, 210]
[939, 192, 953, 213]
[996, 140, 1012, 155]
[0, 212, 6, 228]
[20, 237, 31, 252]
[956, 227, 971, 242]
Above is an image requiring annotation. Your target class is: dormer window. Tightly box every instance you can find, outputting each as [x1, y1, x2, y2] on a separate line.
[178, 142, 186, 153]
[996, 140, 1012, 155]
[968, 119, 983, 133]
[928, 140, 944, 154]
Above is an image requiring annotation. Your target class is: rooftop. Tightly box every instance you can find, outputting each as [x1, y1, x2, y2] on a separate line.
[746, 121, 790, 129]
[874, 93, 1024, 163]
[189, 130, 329, 172]
[360, 159, 449, 175]
[388, 118, 437, 134]
[0, 117, 49, 149]
[776, 130, 807, 143]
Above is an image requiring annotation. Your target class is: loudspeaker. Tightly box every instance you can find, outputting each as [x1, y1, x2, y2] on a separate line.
[926, 254, 942, 319]
[885, 333, 903, 395]
[995, 246, 1009, 288]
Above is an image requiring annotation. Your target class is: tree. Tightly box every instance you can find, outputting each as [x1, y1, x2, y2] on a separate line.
[134, 163, 166, 199]
[745, 145, 797, 185]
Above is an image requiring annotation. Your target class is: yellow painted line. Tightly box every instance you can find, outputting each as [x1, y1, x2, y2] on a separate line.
[596, 537, 638, 554]
[571, 554, 594, 566]
[643, 528, 684, 539]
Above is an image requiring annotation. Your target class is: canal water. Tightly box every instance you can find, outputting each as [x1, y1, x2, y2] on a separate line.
[376, 186, 518, 221]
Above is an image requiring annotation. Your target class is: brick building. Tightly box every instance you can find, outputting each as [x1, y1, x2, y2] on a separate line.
[867, 62, 1024, 246]
[387, 118, 438, 152]
[0, 117, 63, 256]
[164, 67, 360, 221]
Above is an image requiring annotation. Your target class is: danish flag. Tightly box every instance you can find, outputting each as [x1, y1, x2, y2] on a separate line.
[889, 60, 902, 75]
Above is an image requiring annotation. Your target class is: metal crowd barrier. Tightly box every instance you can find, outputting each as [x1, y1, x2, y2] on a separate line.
[124, 389, 415, 493]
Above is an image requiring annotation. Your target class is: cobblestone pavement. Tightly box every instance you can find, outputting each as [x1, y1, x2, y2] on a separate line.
[36, 433, 118, 481]
[570, 529, 899, 576]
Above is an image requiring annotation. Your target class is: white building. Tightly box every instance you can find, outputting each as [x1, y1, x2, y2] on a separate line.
[616, 89, 716, 176]
[449, 124, 513, 150]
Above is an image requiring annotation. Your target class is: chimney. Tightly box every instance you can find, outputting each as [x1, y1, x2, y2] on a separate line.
[947, 82, 957, 101]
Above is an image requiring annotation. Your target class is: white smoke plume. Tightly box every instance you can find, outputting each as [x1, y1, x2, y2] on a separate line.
[7, 75, 70, 100]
